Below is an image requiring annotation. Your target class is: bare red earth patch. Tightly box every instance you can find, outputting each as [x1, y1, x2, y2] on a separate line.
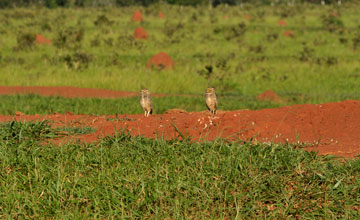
[146, 52, 174, 70]
[159, 12, 165, 19]
[131, 10, 143, 22]
[133, 27, 149, 39]
[36, 34, 51, 45]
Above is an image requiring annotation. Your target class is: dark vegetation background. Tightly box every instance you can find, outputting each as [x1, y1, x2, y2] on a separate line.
[0, 0, 354, 8]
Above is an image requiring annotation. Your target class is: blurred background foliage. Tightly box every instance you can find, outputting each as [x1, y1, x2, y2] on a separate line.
[0, 0, 354, 8]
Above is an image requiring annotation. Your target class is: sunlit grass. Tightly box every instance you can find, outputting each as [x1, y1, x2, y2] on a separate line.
[0, 121, 359, 218]
[0, 92, 358, 115]
[0, 4, 359, 101]
[0, 4, 359, 219]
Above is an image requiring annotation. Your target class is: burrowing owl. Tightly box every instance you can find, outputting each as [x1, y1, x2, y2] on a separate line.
[205, 87, 217, 115]
[140, 89, 153, 117]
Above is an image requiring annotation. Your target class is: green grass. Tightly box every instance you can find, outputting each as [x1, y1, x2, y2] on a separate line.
[0, 120, 96, 142]
[0, 93, 281, 115]
[0, 121, 359, 218]
[1, 4, 360, 219]
[56, 126, 97, 135]
[0, 120, 57, 143]
[0, 93, 359, 115]
[0, 4, 359, 103]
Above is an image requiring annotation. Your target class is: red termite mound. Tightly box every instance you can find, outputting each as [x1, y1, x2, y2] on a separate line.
[146, 52, 174, 70]
[257, 90, 283, 103]
[36, 34, 51, 45]
[131, 10, 143, 22]
[133, 27, 149, 39]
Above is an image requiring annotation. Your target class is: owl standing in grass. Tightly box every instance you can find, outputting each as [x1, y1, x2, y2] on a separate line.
[205, 87, 217, 115]
[140, 89, 153, 117]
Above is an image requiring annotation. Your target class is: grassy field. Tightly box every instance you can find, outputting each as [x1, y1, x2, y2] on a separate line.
[0, 91, 356, 115]
[0, 93, 288, 115]
[0, 120, 359, 218]
[1, 3, 360, 218]
[0, 3, 359, 102]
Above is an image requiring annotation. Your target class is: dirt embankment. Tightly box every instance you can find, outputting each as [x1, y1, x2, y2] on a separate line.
[0, 87, 357, 158]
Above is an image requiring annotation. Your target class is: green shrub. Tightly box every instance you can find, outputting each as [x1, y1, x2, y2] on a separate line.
[94, 15, 114, 26]
[61, 51, 93, 70]
[54, 27, 84, 49]
[14, 32, 35, 51]
[321, 12, 344, 33]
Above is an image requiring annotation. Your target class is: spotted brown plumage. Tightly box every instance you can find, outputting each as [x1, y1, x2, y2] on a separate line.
[140, 89, 153, 117]
[205, 87, 217, 115]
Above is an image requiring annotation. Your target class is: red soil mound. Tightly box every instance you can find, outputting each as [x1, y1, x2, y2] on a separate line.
[133, 27, 149, 39]
[257, 90, 283, 103]
[277, 20, 287, 26]
[283, 30, 295, 37]
[159, 12, 165, 19]
[131, 10, 143, 22]
[1, 100, 359, 158]
[146, 52, 174, 70]
[36, 34, 51, 45]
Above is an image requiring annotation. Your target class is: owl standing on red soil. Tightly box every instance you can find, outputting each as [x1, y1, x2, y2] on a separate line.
[140, 89, 153, 117]
[205, 87, 217, 115]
